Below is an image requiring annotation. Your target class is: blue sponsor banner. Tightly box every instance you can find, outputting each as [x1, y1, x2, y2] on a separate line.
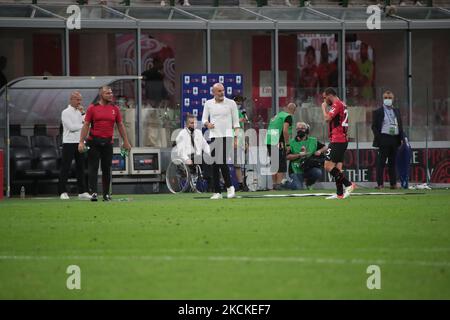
[181, 74, 243, 128]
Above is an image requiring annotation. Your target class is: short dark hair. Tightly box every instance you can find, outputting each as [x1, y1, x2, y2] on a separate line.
[99, 85, 112, 94]
[324, 87, 337, 96]
[233, 95, 246, 103]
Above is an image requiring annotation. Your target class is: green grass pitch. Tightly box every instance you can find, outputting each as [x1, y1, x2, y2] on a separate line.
[0, 189, 449, 299]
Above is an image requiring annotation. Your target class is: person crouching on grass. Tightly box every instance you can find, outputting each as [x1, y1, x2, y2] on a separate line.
[285, 122, 327, 190]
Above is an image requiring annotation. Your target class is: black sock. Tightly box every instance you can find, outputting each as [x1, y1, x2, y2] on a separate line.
[341, 176, 352, 188]
[330, 167, 340, 178]
[336, 181, 344, 196]
[330, 167, 352, 187]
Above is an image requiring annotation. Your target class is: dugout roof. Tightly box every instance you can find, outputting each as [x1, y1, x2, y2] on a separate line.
[0, 4, 449, 30]
[0, 76, 141, 124]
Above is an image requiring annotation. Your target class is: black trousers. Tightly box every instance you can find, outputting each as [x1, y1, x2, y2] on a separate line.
[376, 134, 399, 187]
[210, 137, 233, 193]
[58, 143, 87, 194]
[87, 141, 113, 195]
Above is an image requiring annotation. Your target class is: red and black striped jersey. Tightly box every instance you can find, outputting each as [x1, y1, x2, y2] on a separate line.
[327, 99, 349, 143]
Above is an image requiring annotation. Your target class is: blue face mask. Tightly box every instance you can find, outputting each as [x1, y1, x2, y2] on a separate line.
[384, 99, 393, 107]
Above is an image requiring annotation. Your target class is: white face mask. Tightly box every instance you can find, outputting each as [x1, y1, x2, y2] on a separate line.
[383, 99, 393, 107]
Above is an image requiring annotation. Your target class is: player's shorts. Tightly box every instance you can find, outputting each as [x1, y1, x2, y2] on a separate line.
[267, 144, 287, 173]
[325, 142, 348, 163]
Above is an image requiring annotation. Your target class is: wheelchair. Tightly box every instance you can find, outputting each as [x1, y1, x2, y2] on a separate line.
[165, 158, 209, 194]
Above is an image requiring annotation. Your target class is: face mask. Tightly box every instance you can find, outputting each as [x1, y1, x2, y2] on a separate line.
[384, 99, 393, 107]
[296, 130, 306, 139]
[188, 127, 194, 133]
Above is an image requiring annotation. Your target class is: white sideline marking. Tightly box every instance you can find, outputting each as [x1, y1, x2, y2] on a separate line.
[28, 247, 450, 253]
[0, 255, 449, 268]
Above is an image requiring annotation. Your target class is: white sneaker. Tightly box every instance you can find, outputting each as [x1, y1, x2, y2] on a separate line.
[343, 183, 356, 198]
[327, 194, 345, 200]
[227, 186, 236, 199]
[160, 1, 166, 6]
[183, 0, 191, 6]
[285, 0, 292, 7]
[60, 192, 70, 200]
[210, 193, 223, 200]
[78, 192, 92, 200]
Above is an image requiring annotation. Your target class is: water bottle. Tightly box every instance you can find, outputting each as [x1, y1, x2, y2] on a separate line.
[20, 186, 25, 199]
[82, 145, 90, 153]
[120, 147, 129, 158]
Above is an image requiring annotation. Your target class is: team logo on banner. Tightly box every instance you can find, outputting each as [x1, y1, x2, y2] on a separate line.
[227, 87, 232, 95]
[202, 76, 207, 84]
[202, 98, 207, 106]
[184, 76, 190, 84]
[192, 109, 198, 116]
[210, 87, 214, 95]
[193, 87, 198, 96]
[236, 75, 241, 84]
[219, 76, 224, 83]
[184, 98, 190, 106]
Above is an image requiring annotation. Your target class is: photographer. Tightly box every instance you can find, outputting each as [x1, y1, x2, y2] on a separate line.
[285, 122, 327, 190]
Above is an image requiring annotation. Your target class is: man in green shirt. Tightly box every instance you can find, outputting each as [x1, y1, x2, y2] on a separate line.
[285, 122, 327, 190]
[265, 102, 297, 190]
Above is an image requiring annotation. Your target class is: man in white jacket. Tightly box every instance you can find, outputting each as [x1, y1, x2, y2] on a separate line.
[175, 114, 210, 166]
[58, 91, 91, 200]
[202, 83, 240, 199]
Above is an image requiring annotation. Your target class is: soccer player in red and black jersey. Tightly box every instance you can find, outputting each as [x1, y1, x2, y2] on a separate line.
[78, 86, 132, 202]
[321, 87, 356, 199]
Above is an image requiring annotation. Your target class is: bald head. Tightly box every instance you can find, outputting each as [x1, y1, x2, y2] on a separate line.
[70, 91, 82, 108]
[285, 102, 297, 115]
[212, 83, 225, 102]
